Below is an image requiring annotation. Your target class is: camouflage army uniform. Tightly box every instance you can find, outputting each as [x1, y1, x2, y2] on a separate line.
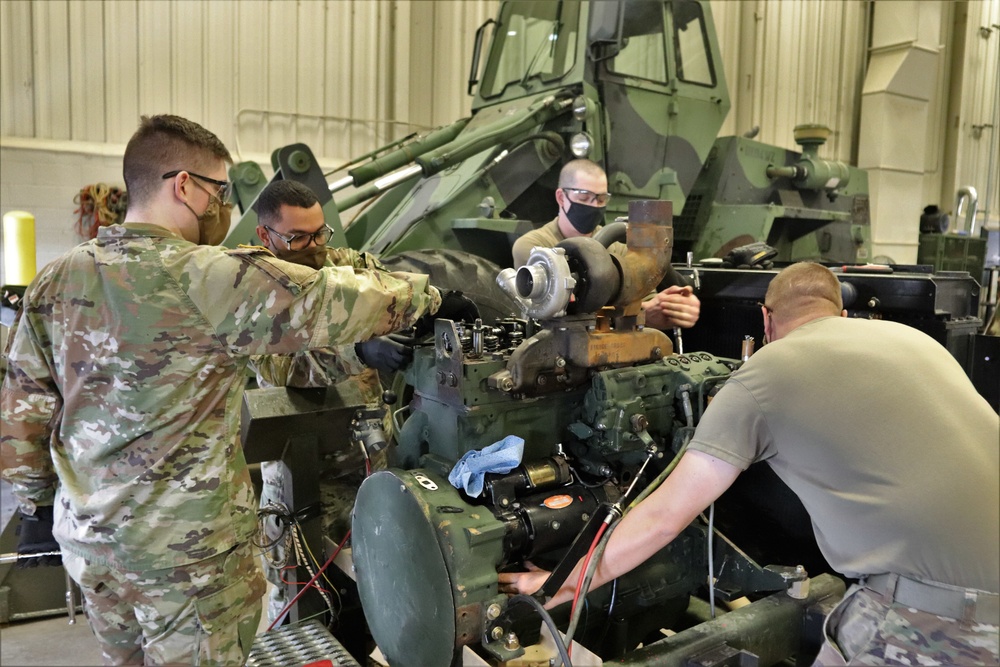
[249, 246, 394, 623]
[814, 583, 999, 666]
[0, 223, 439, 664]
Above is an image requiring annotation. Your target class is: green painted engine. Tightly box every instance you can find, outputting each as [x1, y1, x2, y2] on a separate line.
[349, 203, 843, 666]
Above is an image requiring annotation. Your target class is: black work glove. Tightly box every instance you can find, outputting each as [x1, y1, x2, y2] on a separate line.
[414, 291, 481, 338]
[355, 335, 414, 375]
[16, 506, 61, 568]
[722, 242, 778, 269]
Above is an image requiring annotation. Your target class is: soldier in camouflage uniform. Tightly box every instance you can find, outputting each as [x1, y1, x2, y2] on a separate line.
[502, 263, 998, 666]
[0, 114, 443, 666]
[248, 179, 416, 624]
[511, 159, 701, 330]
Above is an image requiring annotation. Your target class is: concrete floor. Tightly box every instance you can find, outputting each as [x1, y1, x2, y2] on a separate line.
[0, 480, 273, 666]
[1, 480, 103, 665]
[1, 613, 105, 666]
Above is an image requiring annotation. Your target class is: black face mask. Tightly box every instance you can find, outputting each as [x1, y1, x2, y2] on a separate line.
[562, 200, 604, 234]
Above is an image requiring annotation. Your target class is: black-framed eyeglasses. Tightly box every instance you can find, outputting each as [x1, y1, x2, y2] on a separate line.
[162, 170, 234, 203]
[263, 224, 335, 251]
[561, 187, 611, 207]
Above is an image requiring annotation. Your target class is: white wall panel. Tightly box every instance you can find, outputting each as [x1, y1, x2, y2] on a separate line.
[104, 1, 140, 145]
[294, 1, 327, 153]
[1, 1, 35, 137]
[32, 1, 71, 140]
[137, 2, 174, 119]
[345, 0, 382, 155]
[235, 1, 269, 161]
[2, 0, 498, 163]
[204, 1, 237, 154]
[713, 0, 868, 163]
[68, 0, 106, 141]
[265, 1, 298, 150]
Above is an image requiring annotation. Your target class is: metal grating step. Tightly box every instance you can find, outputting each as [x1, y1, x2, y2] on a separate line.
[247, 618, 360, 667]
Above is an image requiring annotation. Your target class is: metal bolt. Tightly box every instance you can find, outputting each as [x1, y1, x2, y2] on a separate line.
[652, 346, 662, 358]
[504, 632, 520, 651]
[491, 626, 504, 641]
[630, 414, 649, 432]
[555, 357, 566, 368]
[551, 521, 561, 530]
[500, 498, 509, 507]
[487, 604, 502, 620]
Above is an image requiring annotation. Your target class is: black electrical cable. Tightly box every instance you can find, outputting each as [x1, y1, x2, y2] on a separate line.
[564, 518, 618, 647]
[508, 594, 573, 667]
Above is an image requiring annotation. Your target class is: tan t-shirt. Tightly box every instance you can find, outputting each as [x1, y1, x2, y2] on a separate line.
[689, 316, 1000, 592]
[511, 219, 686, 291]
[512, 219, 630, 267]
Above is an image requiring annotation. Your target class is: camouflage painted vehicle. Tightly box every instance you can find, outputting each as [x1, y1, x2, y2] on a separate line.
[224, 2, 924, 665]
[225, 0, 870, 272]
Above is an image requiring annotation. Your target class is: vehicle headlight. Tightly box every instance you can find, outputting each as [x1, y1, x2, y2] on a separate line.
[572, 95, 589, 121]
[569, 132, 593, 158]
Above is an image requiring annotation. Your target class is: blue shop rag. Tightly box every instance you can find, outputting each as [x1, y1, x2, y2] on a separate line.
[448, 435, 525, 497]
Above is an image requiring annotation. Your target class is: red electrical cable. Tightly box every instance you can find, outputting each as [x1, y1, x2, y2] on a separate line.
[567, 521, 609, 657]
[267, 529, 351, 632]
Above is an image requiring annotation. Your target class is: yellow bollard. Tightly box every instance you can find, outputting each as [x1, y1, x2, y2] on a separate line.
[2, 211, 37, 286]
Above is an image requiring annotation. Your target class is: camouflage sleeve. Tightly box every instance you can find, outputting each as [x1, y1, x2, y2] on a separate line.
[325, 247, 386, 272]
[193, 248, 440, 356]
[250, 344, 366, 388]
[0, 310, 60, 514]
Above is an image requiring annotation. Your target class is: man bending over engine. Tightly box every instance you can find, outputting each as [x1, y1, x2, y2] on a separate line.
[501, 261, 999, 666]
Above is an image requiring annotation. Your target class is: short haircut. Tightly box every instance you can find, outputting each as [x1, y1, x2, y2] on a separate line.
[558, 159, 606, 189]
[123, 115, 232, 208]
[253, 180, 321, 226]
[764, 262, 843, 319]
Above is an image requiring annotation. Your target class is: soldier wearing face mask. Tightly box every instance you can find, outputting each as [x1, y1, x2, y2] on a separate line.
[512, 159, 701, 330]
[249, 179, 418, 624]
[1, 114, 450, 666]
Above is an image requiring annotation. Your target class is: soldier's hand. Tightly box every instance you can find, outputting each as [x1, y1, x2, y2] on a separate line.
[414, 291, 480, 338]
[356, 336, 414, 375]
[16, 506, 61, 568]
[435, 291, 480, 323]
[643, 285, 701, 329]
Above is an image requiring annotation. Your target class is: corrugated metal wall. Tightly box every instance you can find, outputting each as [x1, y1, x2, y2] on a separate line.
[0, 0, 496, 164]
[0, 0, 995, 220]
[713, 0, 869, 164]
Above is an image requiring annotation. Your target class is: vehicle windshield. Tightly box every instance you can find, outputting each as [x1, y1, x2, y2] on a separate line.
[479, 1, 580, 99]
